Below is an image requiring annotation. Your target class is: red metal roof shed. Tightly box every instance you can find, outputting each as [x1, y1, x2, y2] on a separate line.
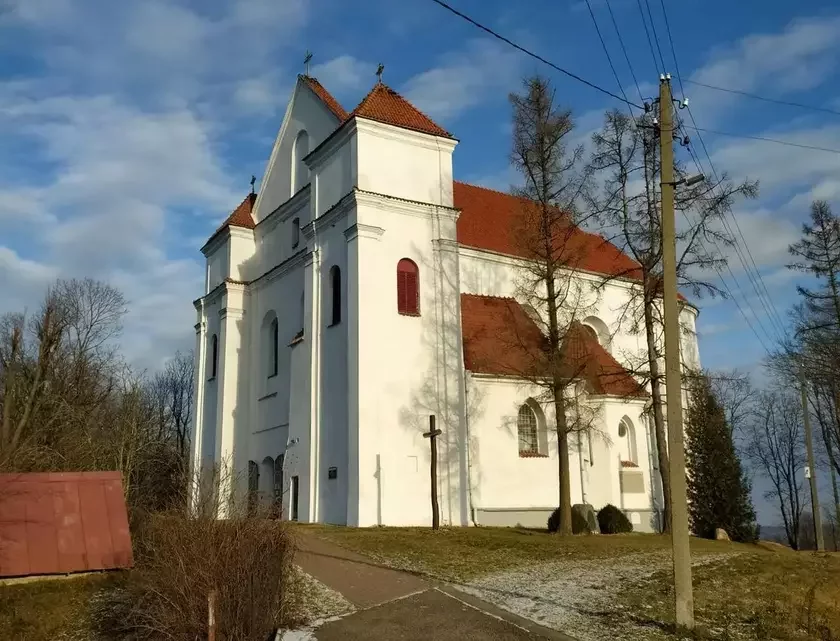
[0, 471, 133, 578]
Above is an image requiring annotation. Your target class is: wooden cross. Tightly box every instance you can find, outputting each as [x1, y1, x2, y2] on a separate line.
[376, 63, 384, 84]
[304, 50, 313, 77]
[423, 414, 442, 530]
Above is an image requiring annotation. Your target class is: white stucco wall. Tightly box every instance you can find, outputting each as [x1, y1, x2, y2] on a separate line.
[355, 120, 456, 207]
[255, 80, 343, 222]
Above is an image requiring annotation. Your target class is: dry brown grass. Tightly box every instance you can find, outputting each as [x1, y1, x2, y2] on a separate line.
[304, 524, 840, 640]
[0, 572, 124, 641]
[620, 549, 840, 640]
[302, 523, 743, 580]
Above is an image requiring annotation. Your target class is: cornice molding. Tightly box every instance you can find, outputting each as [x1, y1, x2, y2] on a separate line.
[353, 189, 459, 222]
[344, 223, 385, 242]
[257, 184, 311, 232]
[354, 118, 458, 153]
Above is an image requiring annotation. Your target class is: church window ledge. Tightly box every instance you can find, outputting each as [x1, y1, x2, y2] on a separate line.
[258, 391, 278, 402]
[207, 376, 216, 382]
[620, 460, 639, 468]
[289, 329, 305, 346]
[267, 373, 277, 380]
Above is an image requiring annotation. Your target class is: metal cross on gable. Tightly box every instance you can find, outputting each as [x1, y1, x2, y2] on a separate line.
[376, 63, 384, 83]
[304, 50, 313, 77]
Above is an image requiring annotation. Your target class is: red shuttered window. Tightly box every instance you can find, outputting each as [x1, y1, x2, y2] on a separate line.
[397, 258, 419, 316]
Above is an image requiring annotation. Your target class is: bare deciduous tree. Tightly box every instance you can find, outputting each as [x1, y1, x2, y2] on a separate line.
[506, 76, 603, 535]
[744, 388, 806, 549]
[589, 109, 758, 532]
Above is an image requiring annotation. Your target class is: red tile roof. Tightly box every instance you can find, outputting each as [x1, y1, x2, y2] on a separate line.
[204, 192, 256, 248]
[461, 294, 647, 398]
[349, 82, 452, 139]
[461, 294, 547, 378]
[0, 472, 133, 578]
[454, 182, 644, 281]
[301, 75, 349, 121]
[561, 321, 648, 398]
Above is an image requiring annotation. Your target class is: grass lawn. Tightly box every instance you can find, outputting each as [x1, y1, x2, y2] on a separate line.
[301, 523, 746, 581]
[301, 524, 840, 640]
[0, 572, 124, 641]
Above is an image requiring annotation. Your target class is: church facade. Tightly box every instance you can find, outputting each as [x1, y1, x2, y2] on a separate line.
[189, 74, 701, 531]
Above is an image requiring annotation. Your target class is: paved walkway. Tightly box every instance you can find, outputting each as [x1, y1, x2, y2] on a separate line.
[294, 530, 428, 608]
[292, 529, 574, 641]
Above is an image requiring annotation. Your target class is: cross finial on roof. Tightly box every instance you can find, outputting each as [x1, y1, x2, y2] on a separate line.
[304, 50, 313, 77]
[250, 175, 256, 195]
[376, 63, 384, 84]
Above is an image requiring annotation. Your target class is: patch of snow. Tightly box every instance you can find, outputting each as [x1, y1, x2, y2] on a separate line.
[455, 551, 741, 641]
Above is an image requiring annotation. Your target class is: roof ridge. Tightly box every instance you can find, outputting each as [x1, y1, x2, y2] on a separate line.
[299, 74, 349, 121]
[461, 293, 517, 302]
[348, 82, 452, 139]
[454, 180, 516, 198]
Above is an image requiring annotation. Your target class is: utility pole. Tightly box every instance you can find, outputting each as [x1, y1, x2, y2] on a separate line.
[659, 74, 694, 629]
[423, 414, 442, 530]
[800, 372, 825, 550]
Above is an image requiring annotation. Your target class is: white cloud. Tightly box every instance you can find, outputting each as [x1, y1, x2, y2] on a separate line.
[311, 55, 372, 96]
[688, 15, 840, 123]
[403, 39, 523, 121]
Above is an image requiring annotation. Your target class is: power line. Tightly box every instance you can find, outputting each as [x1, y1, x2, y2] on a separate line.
[604, 0, 645, 105]
[684, 79, 840, 118]
[583, 0, 636, 114]
[678, 205, 775, 355]
[634, 0, 662, 75]
[658, 0, 685, 100]
[641, 0, 667, 72]
[682, 124, 840, 155]
[683, 139, 787, 343]
[652, 0, 800, 343]
[428, 0, 644, 109]
[680, 113, 789, 343]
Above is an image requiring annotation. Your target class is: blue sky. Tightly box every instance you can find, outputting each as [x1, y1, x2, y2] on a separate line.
[2, 0, 839, 519]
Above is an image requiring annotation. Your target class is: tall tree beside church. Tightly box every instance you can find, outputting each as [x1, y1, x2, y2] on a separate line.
[508, 77, 597, 536]
[685, 373, 757, 542]
[589, 110, 757, 532]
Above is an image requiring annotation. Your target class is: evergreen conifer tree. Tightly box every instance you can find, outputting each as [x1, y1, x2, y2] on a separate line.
[685, 374, 757, 542]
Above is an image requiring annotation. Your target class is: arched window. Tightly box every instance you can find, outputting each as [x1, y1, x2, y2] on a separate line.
[581, 316, 610, 350]
[518, 404, 539, 454]
[618, 416, 638, 465]
[210, 334, 218, 379]
[270, 317, 279, 376]
[260, 456, 275, 509]
[247, 460, 259, 515]
[273, 455, 284, 516]
[292, 130, 310, 194]
[329, 266, 341, 325]
[397, 258, 420, 316]
[292, 217, 300, 248]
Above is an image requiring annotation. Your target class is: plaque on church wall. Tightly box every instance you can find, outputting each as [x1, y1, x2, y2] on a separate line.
[328, 467, 338, 480]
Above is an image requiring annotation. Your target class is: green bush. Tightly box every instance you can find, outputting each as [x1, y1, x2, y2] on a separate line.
[547, 507, 562, 533]
[597, 504, 633, 534]
[547, 507, 592, 534]
[572, 509, 590, 535]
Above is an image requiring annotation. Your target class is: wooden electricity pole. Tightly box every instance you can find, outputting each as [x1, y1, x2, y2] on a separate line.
[659, 73, 695, 629]
[423, 414, 442, 530]
[800, 372, 825, 551]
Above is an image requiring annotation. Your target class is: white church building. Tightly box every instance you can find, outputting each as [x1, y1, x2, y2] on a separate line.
[190, 73, 701, 532]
